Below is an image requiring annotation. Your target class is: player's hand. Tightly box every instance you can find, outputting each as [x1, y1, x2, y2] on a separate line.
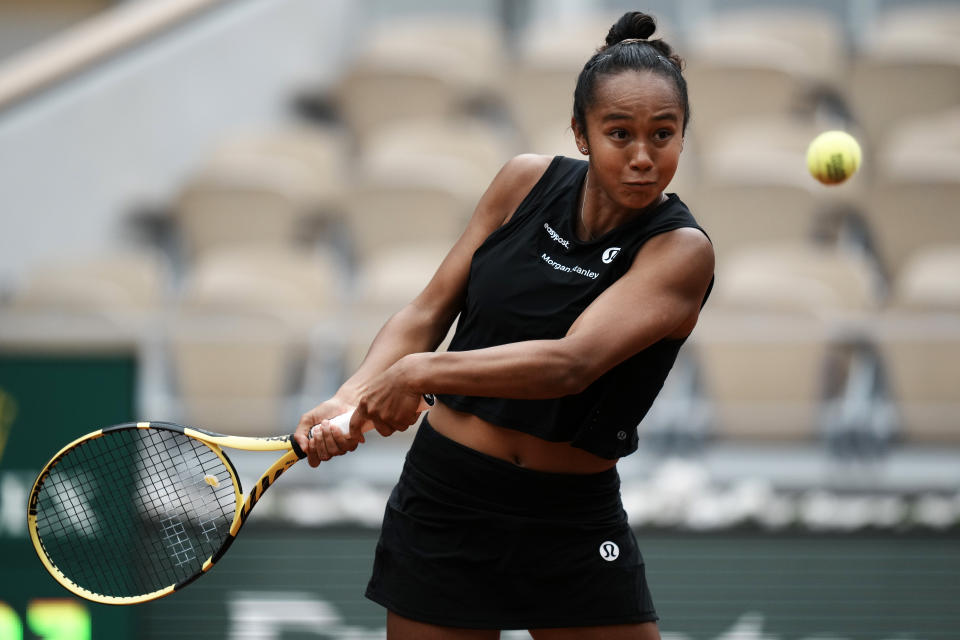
[352, 359, 427, 438]
[294, 398, 359, 467]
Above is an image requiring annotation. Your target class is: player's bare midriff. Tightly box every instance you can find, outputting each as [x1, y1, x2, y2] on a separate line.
[427, 401, 619, 474]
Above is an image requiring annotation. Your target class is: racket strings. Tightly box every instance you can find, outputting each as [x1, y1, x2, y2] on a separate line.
[40, 433, 142, 595]
[34, 428, 238, 598]
[138, 434, 232, 568]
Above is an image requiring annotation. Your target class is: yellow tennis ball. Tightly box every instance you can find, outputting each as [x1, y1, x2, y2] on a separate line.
[806, 130, 862, 185]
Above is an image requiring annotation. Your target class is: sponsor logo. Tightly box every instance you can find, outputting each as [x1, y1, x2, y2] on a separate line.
[602, 247, 621, 264]
[599, 541, 620, 561]
[543, 223, 570, 249]
[541, 254, 598, 280]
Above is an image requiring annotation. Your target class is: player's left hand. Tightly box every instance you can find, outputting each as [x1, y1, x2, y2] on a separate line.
[351, 356, 427, 438]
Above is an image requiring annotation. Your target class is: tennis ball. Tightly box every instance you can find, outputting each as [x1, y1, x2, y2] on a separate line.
[806, 130, 862, 185]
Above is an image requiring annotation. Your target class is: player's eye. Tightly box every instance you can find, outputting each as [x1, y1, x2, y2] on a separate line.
[654, 128, 674, 141]
[609, 129, 628, 140]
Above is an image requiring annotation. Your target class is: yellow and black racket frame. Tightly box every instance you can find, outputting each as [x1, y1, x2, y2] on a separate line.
[27, 421, 308, 605]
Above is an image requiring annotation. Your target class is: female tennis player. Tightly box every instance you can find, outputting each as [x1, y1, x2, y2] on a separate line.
[295, 11, 714, 640]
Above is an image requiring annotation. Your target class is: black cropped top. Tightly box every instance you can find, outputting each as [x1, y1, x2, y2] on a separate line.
[437, 156, 711, 458]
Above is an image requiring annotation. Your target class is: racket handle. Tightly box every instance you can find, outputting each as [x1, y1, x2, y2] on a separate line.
[328, 394, 435, 435]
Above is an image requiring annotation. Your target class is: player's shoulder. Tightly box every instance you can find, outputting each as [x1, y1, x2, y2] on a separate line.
[481, 154, 555, 218]
[661, 225, 713, 251]
[637, 226, 715, 281]
[495, 154, 555, 189]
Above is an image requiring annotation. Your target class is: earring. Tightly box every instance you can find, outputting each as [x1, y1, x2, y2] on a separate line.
[580, 147, 588, 154]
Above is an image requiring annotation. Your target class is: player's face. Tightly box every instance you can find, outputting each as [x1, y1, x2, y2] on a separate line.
[574, 70, 684, 212]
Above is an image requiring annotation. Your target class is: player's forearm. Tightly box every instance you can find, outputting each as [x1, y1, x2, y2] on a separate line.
[400, 339, 590, 400]
[339, 304, 455, 403]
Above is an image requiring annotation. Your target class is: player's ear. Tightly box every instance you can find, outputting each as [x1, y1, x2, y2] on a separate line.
[571, 117, 589, 155]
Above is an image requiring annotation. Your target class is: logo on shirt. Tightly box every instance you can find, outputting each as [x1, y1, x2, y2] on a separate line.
[543, 222, 570, 249]
[602, 247, 621, 264]
[599, 541, 620, 561]
[541, 254, 598, 279]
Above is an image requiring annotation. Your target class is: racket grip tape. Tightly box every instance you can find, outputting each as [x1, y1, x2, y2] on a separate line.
[328, 393, 435, 435]
[301, 394, 435, 448]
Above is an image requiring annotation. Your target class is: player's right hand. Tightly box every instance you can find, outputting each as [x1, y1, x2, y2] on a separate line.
[294, 398, 360, 467]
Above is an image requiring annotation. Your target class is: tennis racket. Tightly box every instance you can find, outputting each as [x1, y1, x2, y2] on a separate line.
[27, 397, 433, 605]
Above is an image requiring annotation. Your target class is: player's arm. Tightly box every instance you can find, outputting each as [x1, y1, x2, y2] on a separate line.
[295, 154, 553, 465]
[336, 154, 554, 404]
[368, 226, 714, 406]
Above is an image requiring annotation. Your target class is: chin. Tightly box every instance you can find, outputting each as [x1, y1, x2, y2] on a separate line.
[622, 193, 661, 211]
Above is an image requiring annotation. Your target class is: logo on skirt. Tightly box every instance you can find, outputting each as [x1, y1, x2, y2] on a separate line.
[599, 541, 620, 561]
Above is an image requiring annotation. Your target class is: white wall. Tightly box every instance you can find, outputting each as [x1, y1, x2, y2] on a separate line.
[0, 0, 353, 287]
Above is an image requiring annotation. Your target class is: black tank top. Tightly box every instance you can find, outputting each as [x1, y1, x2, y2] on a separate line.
[437, 155, 712, 459]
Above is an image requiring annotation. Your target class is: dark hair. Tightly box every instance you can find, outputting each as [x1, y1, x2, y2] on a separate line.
[573, 12, 690, 136]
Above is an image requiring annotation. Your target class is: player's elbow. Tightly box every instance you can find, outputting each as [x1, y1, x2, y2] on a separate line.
[552, 351, 596, 396]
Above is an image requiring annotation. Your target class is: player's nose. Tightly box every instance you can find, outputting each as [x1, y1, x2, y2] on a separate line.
[628, 142, 654, 171]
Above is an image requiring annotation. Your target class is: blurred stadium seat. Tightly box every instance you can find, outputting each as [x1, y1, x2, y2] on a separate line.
[174, 153, 329, 260]
[849, 4, 960, 147]
[208, 125, 348, 215]
[709, 242, 881, 313]
[686, 116, 866, 264]
[872, 312, 960, 445]
[870, 245, 960, 443]
[344, 181, 469, 268]
[694, 311, 833, 442]
[168, 311, 297, 435]
[684, 14, 838, 142]
[345, 242, 452, 375]
[889, 245, 960, 311]
[690, 182, 820, 264]
[333, 17, 506, 144]
[705, 8, 848, 86]
[178, 246, 344, 335]
[353, 243, 449, 313]
[364, 116, 515, 182]
[343, 129, 488, 263]
[168, 246, 345, 434]
[10, 251, 169, 313]
[693, 242, 880, 442]
[863, 113, 960, 278]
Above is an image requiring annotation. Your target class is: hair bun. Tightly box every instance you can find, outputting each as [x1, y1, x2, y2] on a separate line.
[605, 12, 657, 46]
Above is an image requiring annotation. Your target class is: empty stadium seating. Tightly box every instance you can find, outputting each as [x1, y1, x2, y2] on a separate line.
[849, 4, 960, 148]
[693, 242, 882, 442]
[5, 1, 959, 454]
[10, 251, 169, 313]
[332, 17, 507, 145]
[870, 246, 960, 443]
[864, 112, 960, 277]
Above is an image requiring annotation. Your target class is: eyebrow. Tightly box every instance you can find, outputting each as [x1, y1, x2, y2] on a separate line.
[600, 112, 679, 123]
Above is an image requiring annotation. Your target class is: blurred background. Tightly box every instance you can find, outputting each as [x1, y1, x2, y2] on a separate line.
[0, 0, 958, 638]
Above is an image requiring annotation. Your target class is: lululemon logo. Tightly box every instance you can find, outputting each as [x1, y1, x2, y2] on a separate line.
[602, 247, 621, 264]
[599, 541, 620, 561]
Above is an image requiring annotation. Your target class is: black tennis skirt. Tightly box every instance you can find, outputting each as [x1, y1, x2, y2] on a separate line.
[365, 418, 658, 630]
